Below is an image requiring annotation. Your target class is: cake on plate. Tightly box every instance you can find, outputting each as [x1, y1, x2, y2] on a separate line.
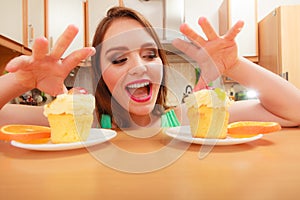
[185, 88, 232, 139]
[43, 88, 95, 143]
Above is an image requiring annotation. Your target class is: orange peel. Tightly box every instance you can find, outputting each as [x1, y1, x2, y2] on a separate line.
[228, 121, 281, 135]
[0, 124, 51, 141]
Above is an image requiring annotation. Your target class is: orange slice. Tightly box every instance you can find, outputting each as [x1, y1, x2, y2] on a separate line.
[228, 121, 281, 135]
[0, 124, 51, 141]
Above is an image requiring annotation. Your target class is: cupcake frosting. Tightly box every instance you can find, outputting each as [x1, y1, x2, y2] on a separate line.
[43, 93, 95, 116]
[185, 88, 232, 109]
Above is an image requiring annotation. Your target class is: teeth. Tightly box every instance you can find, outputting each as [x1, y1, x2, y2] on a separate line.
[127, 82, 150, 89]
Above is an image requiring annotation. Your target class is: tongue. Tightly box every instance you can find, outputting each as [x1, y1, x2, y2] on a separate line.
[128, 87, 148, 99]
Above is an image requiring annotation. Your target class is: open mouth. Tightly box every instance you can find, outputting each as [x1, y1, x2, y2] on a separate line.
[126, 81, 152, 102]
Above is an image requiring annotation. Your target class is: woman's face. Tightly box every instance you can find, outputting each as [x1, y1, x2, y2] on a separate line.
[100, 18, 163, 118]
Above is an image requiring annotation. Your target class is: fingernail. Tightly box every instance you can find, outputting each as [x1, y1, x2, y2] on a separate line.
[88, 47, 96, 56]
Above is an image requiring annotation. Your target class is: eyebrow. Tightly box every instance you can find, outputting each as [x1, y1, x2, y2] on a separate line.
[141, 42, 157, 49]
[105, 46, 128, 56]
[105, 42, 157, 56]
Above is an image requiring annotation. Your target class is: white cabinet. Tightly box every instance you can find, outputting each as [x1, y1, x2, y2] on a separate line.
[87, 0, 119, 46]
[124, 0, 164, 39]
[219, 0, 258, 61]
[47, 0, 85, 58]
[0, 0, 23, 44]
[185, 0, 221, 37]
[88, 0, 164, 45]
[27, 0, 45, 48]
[0, 0, 44, 48]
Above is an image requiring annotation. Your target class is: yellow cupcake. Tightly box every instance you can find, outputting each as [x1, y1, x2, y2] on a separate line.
[44, 93, 95, 143]
[185, 88, 231, 139]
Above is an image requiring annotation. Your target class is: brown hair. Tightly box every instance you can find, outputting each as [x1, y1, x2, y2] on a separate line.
[91, 6, 169, 128]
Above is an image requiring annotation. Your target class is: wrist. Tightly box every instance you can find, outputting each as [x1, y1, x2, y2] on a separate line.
[10, 73, 33, 92]
[223, 57, 244, 79]
[0, 73, 33, 108]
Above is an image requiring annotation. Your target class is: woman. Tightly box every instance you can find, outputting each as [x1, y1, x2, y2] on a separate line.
[91, 7, 170, 128]
[1, 6, 300, 128]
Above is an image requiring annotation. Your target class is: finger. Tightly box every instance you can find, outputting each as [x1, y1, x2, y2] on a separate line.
[179, 23, 206, 47]
[61, 47, 96, 75]
[50, 24, 79, 60]
[198, 17, 218, 41]
[32, 37, 49, 60]
[224, 20, 244, 41]
[5, 55, 31, 72]
[172, 38, 201, 61]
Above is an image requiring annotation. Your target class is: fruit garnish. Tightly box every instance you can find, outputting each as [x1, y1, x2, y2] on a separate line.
[214, 88, 226, 101]
[227, 121, 281, 135]
[0, 124, 51, 141]
[68, 87, 88, 94]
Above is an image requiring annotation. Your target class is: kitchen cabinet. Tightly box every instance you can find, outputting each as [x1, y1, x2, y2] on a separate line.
[47, 0, 85, 58]
[87, 0, 163, 45]
[0, 0, 23, 44]
[0, 0, 33, 74]
[0, 35, 31, 74]
[185, 0, 222, 37]
[258, 5, 300, 89]
[0, 0, 44, 47]
[219, 0, 258, 62]
[87, 0, 119, 46]
[27, 0, 45, 48]
[123, 0, 164, 40]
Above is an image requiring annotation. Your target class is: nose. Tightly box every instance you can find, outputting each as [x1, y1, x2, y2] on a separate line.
[128, 54, 147, 75]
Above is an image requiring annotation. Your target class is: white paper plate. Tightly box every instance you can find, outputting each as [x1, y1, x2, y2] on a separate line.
[11, 128, 117, 151]
[164, 126, 263, 145]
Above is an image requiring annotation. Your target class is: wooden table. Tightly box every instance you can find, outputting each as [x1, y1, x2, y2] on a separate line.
[1, 127, 300, 200]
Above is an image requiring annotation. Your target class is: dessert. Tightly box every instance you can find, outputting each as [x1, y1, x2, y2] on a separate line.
[185, 88, 232, 139]
[43, 88, 95, 143]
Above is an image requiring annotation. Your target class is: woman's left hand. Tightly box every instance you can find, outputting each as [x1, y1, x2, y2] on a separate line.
[172, 17, 244, 90]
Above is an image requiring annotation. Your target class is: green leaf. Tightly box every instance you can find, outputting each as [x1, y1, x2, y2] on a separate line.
[214, 88, 226, 101]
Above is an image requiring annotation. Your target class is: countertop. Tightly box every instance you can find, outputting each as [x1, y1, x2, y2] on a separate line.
[1, 127, 300, 200]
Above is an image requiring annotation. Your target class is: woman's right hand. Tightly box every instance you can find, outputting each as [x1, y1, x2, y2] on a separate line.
[5, 25, 95, 96]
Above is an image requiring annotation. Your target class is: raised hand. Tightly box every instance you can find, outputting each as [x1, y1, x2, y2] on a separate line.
[172, 17, 244, 90]
[5, 25, 95, 96]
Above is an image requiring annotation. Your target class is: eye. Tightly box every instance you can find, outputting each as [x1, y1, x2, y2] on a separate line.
[110, 53, 128, 65]
[142, 49, 158, 60]
[111, 57, 127, 64]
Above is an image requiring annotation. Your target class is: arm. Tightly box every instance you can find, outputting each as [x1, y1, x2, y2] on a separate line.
[172, 17, 300, 126]
[0, 104, 48, 127]
[0, 73, 31, 109]
[227, 58, 300, 126]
